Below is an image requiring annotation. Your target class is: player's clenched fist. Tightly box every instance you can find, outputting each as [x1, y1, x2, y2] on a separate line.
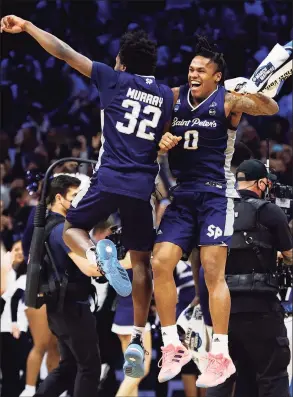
[159, 132, 182, 152]
[0, 15, 26, 34]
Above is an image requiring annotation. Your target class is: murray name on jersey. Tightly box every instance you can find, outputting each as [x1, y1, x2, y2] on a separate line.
[126, 87, 164, 108]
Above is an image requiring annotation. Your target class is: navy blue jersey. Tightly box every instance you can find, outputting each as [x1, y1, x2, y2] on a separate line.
[91, 62, 173, 201]
[169, 84, 238, 198]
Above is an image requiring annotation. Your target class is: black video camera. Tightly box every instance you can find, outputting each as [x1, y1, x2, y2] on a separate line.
[269, 182, 293, 221]
[271, 183, 293, 200]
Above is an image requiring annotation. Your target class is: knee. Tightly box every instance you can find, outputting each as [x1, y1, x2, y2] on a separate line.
[32, 343, 48, 357]
[201, 256, 225, 286]
[151, 254, 172, 280]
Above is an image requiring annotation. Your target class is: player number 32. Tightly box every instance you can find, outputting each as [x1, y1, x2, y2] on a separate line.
[116, 99, 162, 141]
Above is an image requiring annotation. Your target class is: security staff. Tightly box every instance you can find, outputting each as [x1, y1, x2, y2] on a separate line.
[206, 159, 293, 397]
[34, 175, 102, 397]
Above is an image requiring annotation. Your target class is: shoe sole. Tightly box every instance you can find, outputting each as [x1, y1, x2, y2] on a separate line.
[158, 354, 192, 383]
[124, 345, 145, 378]
[96, 239, 132, 297]
[196, 365, 236, 388]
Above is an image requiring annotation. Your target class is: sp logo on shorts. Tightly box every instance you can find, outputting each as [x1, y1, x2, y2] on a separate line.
[207, 225, 223, 239]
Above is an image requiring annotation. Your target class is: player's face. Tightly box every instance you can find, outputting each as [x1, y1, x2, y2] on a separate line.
[188, 56, 222, 99]
[114, 54, 126, 72]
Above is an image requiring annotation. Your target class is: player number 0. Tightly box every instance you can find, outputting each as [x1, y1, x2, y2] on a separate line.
[184, 130, 199, 150]
[116, 99, 162, 141]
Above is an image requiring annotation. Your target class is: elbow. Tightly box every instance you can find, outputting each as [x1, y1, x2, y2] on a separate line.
[268, 101, 279, 116]
[56, 41, 70, 62]
[62, 223, 71, 247]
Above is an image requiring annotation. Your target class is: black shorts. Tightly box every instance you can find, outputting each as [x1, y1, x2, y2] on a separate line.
[66, 172, 155, 252]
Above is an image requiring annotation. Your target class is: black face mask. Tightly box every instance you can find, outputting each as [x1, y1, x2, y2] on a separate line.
[259, 180, 269, 199]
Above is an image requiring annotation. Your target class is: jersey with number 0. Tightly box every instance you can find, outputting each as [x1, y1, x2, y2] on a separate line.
[91, 62, 173, 201]
[169, 84, 238, 198]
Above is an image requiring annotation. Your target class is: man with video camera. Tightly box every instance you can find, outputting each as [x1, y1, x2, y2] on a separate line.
[34, 175, 102, 397]
[207, 159, 292, 397]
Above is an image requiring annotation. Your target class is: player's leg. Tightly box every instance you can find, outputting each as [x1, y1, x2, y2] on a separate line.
[201, 245, 230, 337]
[63, 176, 131, 296]
[118, 197, 154, 377]
[116, 329, 152, 397]
[63, 173, 114, 257]
[152, 241, 182, 328]
[152, 199, 195, 382]
[195, 193, 235, 388]
[116, 335, 139, 397]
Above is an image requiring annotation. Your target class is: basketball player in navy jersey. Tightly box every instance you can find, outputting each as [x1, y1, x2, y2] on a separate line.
[1, 16, 173, 373]
[150, 37, 279, 387]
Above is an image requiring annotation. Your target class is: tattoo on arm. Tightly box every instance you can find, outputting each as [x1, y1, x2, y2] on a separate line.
[226, 92, 279, 116]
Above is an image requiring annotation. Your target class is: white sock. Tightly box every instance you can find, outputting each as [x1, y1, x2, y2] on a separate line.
[161, 325, 181, 347]
[131, 326, 144, 341]
[211, 334, 229, 357]
[20, 385, 36, 396]
[86, 246, 96, 265]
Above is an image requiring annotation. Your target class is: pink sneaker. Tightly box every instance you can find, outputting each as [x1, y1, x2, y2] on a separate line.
[196, 353, 236, 388]
[158, 344, 191, 383]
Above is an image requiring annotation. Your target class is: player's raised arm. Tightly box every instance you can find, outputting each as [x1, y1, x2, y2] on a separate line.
[225, 91, 279, 116]
[1, 15, 92, 77]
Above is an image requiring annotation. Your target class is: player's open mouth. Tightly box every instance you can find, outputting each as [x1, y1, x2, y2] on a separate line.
[190, 80, 201, 88]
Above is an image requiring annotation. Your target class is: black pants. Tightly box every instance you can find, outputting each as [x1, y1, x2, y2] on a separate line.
[0, 332, 31, 397]
[206, 311, 291, 397]
[35, 302, 101, 397]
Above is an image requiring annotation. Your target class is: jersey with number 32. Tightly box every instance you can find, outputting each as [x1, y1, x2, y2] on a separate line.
[169, 84, 238, 198]
[91, 62, 173, 201]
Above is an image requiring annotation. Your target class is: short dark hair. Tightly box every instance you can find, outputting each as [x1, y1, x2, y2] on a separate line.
[47, 175, 81, 205]
[193, 35, 227, 84]
[119, 30, 157, 76]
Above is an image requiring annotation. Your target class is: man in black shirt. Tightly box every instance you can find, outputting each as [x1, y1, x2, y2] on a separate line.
[206, 159, 292, 397]
[34, 175, 102, 397]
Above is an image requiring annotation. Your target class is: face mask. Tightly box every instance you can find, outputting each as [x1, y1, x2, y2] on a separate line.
[259, 180, 269, 199]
